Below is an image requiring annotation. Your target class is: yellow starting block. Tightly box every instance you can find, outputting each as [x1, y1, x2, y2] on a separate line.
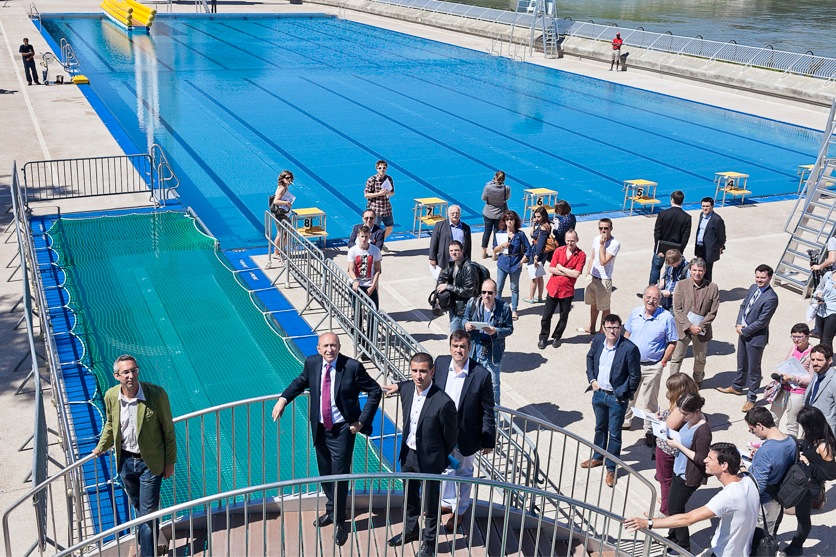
[622, 179, 660, 216]
[714, 171, 751, 206]
[412, 197, 448, 237]
[522, 188, 558, 226]
[291, 207, 328, 246]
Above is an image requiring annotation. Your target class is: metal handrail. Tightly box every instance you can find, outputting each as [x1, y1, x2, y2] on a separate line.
[149, 143, 180, 205]
[28, 2, 41, 29]
[55, 473, 688, 557]
[57, 39, 79, 76]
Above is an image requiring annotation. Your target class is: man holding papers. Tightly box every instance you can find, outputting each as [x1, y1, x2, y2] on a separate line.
[670, 257, 720, 386]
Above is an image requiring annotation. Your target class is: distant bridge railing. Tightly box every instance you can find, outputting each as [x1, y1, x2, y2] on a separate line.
[564, 20, 836, 80]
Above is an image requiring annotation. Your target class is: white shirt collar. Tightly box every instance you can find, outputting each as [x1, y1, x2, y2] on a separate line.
[118, 382, 146, 403]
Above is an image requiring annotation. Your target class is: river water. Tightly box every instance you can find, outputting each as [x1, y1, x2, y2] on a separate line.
[553, 0, 836, 58]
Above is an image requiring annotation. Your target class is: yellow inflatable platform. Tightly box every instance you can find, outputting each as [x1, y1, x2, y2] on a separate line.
[101, 0, 156, 32]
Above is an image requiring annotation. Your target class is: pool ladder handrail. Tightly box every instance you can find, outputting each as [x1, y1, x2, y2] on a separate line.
[58, 38, 80, 76]
[28, 2, 41, 29]
[150, 143, 180, 206]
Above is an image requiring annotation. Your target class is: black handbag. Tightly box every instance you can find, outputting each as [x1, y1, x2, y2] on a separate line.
[268, 195, 289, 219]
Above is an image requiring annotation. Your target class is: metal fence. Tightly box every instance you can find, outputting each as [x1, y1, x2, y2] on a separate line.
[54, 473, 684, 557]
[22, 145, 179, 206]
[562, 20, 836, 80]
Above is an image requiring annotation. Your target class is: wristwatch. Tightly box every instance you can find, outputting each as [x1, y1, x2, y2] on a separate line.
[647, 519, 653, 529]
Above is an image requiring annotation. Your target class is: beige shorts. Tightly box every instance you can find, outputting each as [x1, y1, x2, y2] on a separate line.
[585, 278, 613, 310]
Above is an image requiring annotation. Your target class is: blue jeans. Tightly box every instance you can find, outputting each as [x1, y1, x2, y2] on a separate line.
[649, 252, 665, 286]
[496, 267, 521, 312]
[475, 354, 501, 406]
[591, 390, 628, 472]
[449, 314, 467, 333]
[120, 456, 163, 557]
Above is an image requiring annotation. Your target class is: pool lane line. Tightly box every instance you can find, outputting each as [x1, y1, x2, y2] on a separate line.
[242, 78, 480, 213]
[150, 20, 227, 71]
[64, 21, 119, 74]
[181, 78, 368, 217]
[1, 19, 50, 160]
[120, 81, 265, 236]
[294, 18, 812, 168]
[302, 18, 820, 150]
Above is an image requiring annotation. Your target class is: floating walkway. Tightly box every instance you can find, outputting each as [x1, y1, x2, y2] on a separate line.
[101, 0, 156, 31]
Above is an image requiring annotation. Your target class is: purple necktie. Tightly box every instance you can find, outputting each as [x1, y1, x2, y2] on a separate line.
[322, 363, 333, 430]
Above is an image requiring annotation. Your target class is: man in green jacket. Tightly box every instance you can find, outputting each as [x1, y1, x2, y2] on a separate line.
[93, 355, 176, 556]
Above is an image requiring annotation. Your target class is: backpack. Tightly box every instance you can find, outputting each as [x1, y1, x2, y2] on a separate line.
[771, 438, 811, 509]
[469, 261, 491, 297]
[428, 289, 452, 317]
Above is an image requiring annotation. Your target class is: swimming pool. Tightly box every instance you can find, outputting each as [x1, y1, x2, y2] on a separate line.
[40, 210, 387, 526]
[41, 14, 820, 247]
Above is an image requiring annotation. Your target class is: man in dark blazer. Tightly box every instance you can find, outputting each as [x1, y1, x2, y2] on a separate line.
[384, 331, 495, 532]
[717, 265, 779, 412]
[582, 314, 641, 488]
[348, 209, 385, 250]
[806, 345, 836, 436]
[387, 353, 458, 557]
[693, 197, 726, 283]
[649, 190, 691, 286]
[429, 205, 472, 271]
[272, 332, 382, 546]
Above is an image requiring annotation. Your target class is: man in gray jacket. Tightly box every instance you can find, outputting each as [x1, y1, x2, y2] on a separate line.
[806, 344, 836, 435]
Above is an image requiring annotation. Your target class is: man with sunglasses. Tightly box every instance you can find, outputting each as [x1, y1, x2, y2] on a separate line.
[581, 219, 621, 335]
[93, 355, 176, 556]
[348, 209, 385, 250]
[464, 279, 514, 405]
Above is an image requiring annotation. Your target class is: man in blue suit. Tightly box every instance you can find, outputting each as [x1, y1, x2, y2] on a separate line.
[717, 264, 779, 412]
[272, 332, 382, 547]
[582, 314, 641, 488]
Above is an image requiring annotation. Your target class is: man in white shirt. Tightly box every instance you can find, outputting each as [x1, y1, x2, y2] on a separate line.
[347, 226, 382, 308]
[625, 442, 759, 557]
[581, 218, 621, 334]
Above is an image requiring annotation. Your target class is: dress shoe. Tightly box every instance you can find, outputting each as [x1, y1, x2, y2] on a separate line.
[580, 458, 603, 469]
[742, 400, 755, 413]
[439, 505, 453, 515]
[537, 339, 547, 350]
[313, 512, 333, 527]
[716, 386, 743, 396]
[644, 432, 655, 447]
[605, 470, 616, 488]
[334, 523, 348, 546]
[419, 541, 436, 557]
[552, 337, 560, 348]
[387, 531, 420, 547]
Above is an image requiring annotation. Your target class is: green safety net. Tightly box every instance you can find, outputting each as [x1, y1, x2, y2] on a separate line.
[49, 212, 387, 509]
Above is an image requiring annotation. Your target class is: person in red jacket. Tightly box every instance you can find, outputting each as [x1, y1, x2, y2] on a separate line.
[610, 33, 624, 70]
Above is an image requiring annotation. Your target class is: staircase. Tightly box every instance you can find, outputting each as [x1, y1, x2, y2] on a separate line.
[774, 98, 836, 297]
[527, 0, 560, 58]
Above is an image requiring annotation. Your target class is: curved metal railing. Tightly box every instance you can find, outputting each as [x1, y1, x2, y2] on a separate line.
[54, 473, 687, 557]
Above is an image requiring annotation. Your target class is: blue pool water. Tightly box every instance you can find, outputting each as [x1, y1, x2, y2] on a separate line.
[42, 14, 820, 248]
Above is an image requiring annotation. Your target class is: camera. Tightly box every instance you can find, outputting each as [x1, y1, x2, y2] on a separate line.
[771, 373, 783, 382]
[809, 248, 824, 290]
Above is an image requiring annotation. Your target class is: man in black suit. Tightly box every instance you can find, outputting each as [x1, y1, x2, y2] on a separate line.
[648, 190, 691, 286]
[387, 353, 458, 557]
[272, 332, 382, 546]
[717, 265, 780, 412]
[693, 197, 726, 283]
[348, 209, 385, 250]
[582, 314, 641, 488]
[429, 205, 472, 272]
[384, 331, 495, 532]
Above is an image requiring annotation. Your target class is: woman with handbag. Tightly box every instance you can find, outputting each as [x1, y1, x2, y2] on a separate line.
[524, 206, 554, 304]
[765, 323, 814, 436]
[493, 210, 529, 320]
[655, 373, 700, 516]
[663, 392, 712, 553]
[784, 406, 836, 556]
[481, 171, 511, 259]
[269, 170, 294, 258]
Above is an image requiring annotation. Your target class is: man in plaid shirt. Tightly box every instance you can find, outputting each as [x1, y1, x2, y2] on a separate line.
[364, 160, 395, 251]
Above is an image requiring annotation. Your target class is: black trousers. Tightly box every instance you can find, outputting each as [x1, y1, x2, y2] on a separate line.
[539, 294, 573, 341]
[816, 314, 836, 354]
[314, 422, 356, 523]
[23, 59, 39, 84]
[482, 217, 501, 249]
[402, 448, 441, 543]
[788, 480, 823, 550]
[694, 245, 715, 283]
[666, 475, 698, 551]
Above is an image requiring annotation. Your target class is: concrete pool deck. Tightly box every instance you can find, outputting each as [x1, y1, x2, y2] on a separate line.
[1, 0, 834, 553]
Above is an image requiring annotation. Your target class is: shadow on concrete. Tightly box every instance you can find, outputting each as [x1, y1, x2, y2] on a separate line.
[386, 309, 435, 325]
[410, 332, 449, 344]
[719, 286, 749, 303]
[500, 351, 547, 373]
[514, 402, 583, 429]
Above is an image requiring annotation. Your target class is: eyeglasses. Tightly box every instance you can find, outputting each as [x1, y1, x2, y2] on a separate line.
[363, 216, 375, 220]
[377, 166, 387, 170]
[481, 291, 495, 295]
[599, 227, 610, 231]
[505, 217, 515, 221]
[790, 335, 807, 340]
[119, 368, 139, 376]
[644, 296, 659, 302]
